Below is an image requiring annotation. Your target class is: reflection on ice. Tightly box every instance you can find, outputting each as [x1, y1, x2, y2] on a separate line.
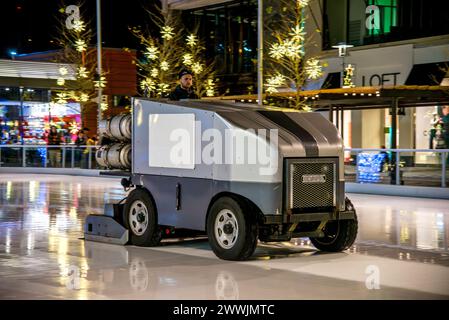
[352, 194, 449, 253]
[0, 175, 448, 299]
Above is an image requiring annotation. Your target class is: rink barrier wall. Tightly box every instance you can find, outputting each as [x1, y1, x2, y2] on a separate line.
[346, 182, 449, 200]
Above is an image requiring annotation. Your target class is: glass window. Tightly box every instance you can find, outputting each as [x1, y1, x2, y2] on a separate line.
[323, 0, 449, 49]
[182, 0, 257, 94]
[0, 87, 81, 145]
[367, 0, 398, 36]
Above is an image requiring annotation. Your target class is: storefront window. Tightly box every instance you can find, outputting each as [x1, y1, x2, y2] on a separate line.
[182, 0, 258, 94]
[366, 0, 398, 37]
[0, 86, 81, 145]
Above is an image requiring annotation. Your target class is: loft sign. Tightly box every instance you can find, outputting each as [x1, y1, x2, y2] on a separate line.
[361, 72, 401, 86]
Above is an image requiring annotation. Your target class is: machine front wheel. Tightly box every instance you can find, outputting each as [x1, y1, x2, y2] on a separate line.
[123, 188, 161, 246]
[207, 196, 258, 261]
[310, 198, 358, 252]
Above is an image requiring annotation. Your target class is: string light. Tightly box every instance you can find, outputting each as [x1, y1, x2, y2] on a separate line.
[160, 61, 169, 71]
[305, 58, 323, 80]
[73, 20, 86, 33]
[269, 39, 304, 60]
[145, 46, 159, 60]
[192, 62, 203, 74]
[75, 39, 87, 52]
[269, 43, 286, 60]
[69, 121, 80, 134]
[140, 78, 156, 92]
[161, 26, 174, 40]
[343, 64, 355, 88]
[100, 103, 108, 111]
[186, 34, 198, 47]
[183, 53, 193, 66]
[94, 75, 107, 88]
[289, 25, 306, 42]
[205, 79, 215, 97]
[157, 83, 170, 95]
[79, 93, 89, 102]
[150, 68, 159, 78]
[78, 66, 88, 78]
[56, 92, 68, 104]
[57, 78, 65, 86]
[69, 91, 78, 101]
[297, 0, 310, 7]
[283, 39, 304, 58]
[265, 74, 285, 94]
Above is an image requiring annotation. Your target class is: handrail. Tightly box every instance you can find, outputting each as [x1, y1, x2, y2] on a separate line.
[0, 144, 98, 170]
[0, 145, 447, 188]
[344, 147, 448, 188]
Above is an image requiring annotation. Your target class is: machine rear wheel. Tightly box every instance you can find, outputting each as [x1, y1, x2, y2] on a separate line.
[207, 196, 258, 261]
[310, 198, 358, 252]
[123, 188, 161, 246]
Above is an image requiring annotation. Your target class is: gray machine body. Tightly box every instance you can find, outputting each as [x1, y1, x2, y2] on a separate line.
[130, 98, 345, 232]
[84, 204, 129, 245]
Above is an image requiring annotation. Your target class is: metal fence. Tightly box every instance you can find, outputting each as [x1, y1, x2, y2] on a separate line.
[345, 148, 449, 188]
[0, 145, 99, 169]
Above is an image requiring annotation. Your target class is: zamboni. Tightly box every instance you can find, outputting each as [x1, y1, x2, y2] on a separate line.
[85, 99, 357, 261]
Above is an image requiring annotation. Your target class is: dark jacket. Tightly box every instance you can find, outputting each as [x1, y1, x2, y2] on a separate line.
[168, 85, 199, 101]
[48, 132, 62, 145]
[75, 136, 87, 147]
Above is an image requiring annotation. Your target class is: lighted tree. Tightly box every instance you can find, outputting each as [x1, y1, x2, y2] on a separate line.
[52, 3, 107, 122]
[181, 30, 217, 97]
[131, 4, 218, 99]
[130, 5, 184, 98]
[264, 0, 325, 110]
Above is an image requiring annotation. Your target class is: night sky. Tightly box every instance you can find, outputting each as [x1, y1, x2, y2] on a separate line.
[0, 0, 158, 59]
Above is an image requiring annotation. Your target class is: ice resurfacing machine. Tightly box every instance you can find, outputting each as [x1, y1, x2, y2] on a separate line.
[85, 99, 357, 260]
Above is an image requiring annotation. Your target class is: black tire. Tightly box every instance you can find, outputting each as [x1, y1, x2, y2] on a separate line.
[207, 196, 258, 261]
[310, 198, 358, 252]
[123, 188, 161, 247]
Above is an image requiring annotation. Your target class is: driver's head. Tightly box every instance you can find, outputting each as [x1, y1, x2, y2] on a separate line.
[179, 70, 193, 89]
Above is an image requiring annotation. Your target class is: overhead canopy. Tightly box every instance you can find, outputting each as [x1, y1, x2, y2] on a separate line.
[0, 59, 77, 89]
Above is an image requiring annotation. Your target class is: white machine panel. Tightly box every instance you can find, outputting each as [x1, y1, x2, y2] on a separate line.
[149, 113, 195, 169]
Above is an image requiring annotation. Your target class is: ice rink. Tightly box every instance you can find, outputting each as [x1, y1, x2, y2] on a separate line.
[0, 174, 448, 299]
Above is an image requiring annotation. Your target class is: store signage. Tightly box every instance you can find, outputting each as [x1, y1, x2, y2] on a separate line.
[349, 45, 413, 87]
[23, 103, 81, 117]
[361, 72, 401, 86]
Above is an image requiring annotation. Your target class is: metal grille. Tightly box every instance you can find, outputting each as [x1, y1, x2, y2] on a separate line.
[289, 161, 335, 209]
